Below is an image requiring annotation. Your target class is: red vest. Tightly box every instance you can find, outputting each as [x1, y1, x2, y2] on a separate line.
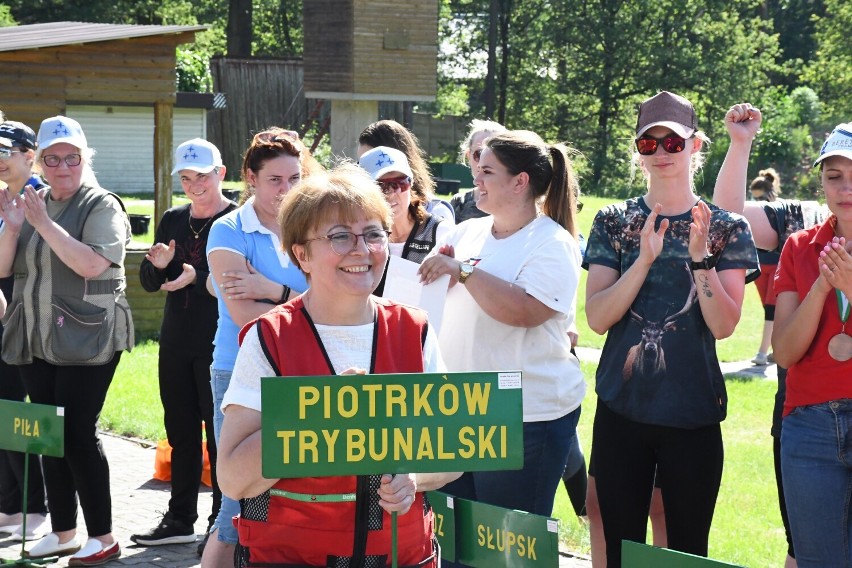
[235, 297, 436, 568]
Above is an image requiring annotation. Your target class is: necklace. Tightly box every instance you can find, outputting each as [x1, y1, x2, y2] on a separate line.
[491, 214, 537, 237]
[188, 211, 215, 239]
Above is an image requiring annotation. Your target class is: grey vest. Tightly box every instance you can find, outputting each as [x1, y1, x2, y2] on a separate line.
[2, 184, 134, 366]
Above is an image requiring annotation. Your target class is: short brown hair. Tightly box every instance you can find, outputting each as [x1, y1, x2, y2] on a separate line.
[280, 163, 392, 274]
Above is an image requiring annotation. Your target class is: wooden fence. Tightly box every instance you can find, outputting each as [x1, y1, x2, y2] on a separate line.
[207, 57, 312, 178]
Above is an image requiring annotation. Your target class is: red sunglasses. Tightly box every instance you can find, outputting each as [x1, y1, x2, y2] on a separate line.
[635, 134, 688, 156]
[378, 176, 411, 195]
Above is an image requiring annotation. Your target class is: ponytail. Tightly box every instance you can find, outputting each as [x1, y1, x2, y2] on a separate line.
[543, 144, 578, 237]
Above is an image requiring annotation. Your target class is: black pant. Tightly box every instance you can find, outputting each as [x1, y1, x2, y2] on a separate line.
[159, 345, 220, 527]
[0, 356, 47, 516]
[591, 400, 723, 567]
[19, 354, 121, 536]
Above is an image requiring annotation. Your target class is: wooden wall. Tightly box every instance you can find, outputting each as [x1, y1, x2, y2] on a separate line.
[208, 57, 307, 178]
[0, 33, 194, 129]
[303, 0, 438, 100]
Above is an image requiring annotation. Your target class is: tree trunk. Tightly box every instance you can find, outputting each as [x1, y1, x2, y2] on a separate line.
[483, 0, 499, 118]
[227, 0, 253, 58]
[497, 0, 512, 125]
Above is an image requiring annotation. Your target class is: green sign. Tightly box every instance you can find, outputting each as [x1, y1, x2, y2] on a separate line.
[453, 496, 559, 567]
[622, 541, 744, 567]
[261, 371, 523, 478]
[428, 491, 456, 562]
[0, 399, 64, 457]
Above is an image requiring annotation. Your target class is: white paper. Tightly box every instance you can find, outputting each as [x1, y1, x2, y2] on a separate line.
[382, 255, 449, 334]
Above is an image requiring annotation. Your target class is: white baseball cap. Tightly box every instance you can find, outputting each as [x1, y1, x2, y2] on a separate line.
[37, 116, 88, 151]
[172, 138, 223, 174]
[813, 123, 852, 167]
[358, 146, 414, 180]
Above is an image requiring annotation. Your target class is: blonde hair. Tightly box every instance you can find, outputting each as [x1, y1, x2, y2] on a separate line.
[459, 119, 507, 164]
[280, 163, 392, 274]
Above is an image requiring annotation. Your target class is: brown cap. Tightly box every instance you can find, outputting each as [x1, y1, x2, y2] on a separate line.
[636, 91, 697, 139]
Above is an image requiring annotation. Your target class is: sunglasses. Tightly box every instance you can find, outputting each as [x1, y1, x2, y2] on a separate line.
[378, 176, 411, 195]
[635, 134, 688, 156]
[471, 148, 483, 162]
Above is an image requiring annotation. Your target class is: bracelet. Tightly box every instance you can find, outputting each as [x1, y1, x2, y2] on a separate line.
[279, 285, 290, 304]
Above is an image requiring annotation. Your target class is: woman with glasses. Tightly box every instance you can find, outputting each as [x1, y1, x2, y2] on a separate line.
[0, 119, 49, 542]
[133, 139, 236, 553]
[451, 119, 506, 223]
[418, 130, 585, 524]
[357, 146, 451, 295]
[582, 92, 757, 565]
[0, 115, 133, 565]
[203, 128, 320, 568]
[217, 164, 458, 567]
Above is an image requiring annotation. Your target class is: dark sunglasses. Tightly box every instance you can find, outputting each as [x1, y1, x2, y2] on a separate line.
[471, 148, 483, 162]
[378, 176, 411, 195]
[635, 134, 688, 156]
[576, 201, 584, 213]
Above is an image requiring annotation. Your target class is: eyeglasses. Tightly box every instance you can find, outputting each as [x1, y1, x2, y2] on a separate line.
[377, 176, 411, 195]
[635, 134, 688, 156]
[42, 153, 82, 167]
[472, 148, 483, 162]
[0, 148, 23, 160]
[305, 229, 390, 256]
[576, 201, 584, 213]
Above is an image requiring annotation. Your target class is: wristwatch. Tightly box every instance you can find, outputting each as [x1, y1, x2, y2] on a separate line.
[458, 262, 474, 284]
[690, 255, 717, 271]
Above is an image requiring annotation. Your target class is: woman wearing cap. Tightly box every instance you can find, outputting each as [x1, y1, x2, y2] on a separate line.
[769, 123, 852, 566]
[0, 115, 133, 565]
[132, 139, 236, 551]
[0, 119, 50, 541]
[357, 120, 456, 224]
[582, 92, 757, 565]
[358, 146, 451, 295]
[418, 130, 584, 521]
[217, 164, 457, 568]
[203, 129, 319, 568]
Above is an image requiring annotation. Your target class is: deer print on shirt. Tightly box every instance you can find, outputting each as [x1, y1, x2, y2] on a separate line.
[623, 262, 697, 381]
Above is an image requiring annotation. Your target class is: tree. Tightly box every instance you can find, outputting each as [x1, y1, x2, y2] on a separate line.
[227, 0, 252, 57]
[804, 0, 852, 120]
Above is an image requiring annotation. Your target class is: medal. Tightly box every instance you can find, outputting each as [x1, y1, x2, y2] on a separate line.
[828, 289, 852, 362]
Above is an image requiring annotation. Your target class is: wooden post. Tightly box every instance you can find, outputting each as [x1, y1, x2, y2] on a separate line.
[153, 101, 174, 232]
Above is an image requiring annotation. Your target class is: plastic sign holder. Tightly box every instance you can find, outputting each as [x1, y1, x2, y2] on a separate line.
[0, 399, 64, 566]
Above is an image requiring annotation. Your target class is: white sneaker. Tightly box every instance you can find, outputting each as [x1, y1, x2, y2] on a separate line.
[0, 511, 22, 534]
[9, 513, 50, 541]
[752, 352, 768, 365]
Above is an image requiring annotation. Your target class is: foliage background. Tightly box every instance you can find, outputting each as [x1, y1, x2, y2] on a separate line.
[4, 0, 850, 197]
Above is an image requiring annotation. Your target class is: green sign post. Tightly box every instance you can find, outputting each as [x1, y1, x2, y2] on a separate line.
[446, 493, 560, 567]
[0, 399, 64, 566]
[261, 371, 524, 478]
[260, 371, 525, 567]
[622, 541, 745, 567]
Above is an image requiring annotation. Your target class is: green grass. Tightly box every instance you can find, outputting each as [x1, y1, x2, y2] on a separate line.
[101, 340, 166, 441]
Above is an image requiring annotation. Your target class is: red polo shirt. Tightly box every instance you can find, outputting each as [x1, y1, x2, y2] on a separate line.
[775, 217, 852, 415]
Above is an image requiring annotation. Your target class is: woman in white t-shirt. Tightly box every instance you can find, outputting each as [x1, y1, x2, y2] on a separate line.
[418, 130, 585, 518]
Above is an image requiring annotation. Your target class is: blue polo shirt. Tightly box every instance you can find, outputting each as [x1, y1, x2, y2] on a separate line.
[207, 197, 308, 371]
